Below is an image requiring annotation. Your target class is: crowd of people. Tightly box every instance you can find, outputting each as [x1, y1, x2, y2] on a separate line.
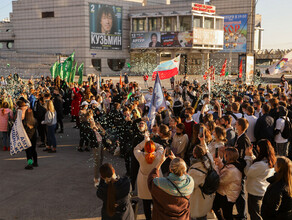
[0, 72, 292, 219]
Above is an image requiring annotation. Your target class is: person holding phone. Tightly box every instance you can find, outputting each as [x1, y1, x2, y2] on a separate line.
[134, 140, 164, 220]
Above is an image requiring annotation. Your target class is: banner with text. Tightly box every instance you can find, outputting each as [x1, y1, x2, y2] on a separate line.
[161, 32, 193, 48]
[131, 32, 161, 48]
[221, 13, 248, 53]
[90, 3, 122, 50]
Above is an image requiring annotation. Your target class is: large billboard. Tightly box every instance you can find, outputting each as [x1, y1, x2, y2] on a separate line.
[131, 32, 161, 49]
[90, 3, 122, 50]
[221, 14, 248, 53]
[131, 32, 192, 48]
[161, 32, 193, 47]
[193, 29, 224, 46]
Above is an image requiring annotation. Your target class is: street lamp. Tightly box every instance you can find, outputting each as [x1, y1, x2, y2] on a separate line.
[225, 32, 238, 75]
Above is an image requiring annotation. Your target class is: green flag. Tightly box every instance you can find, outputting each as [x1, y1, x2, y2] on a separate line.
[225, 71, 229, 77]
[62, 52, 75, 81]
[58, 63, 64, 80]
[50, 62, 58, 79]
[78, 63, 84, 85]
[68, 62, 78, 83]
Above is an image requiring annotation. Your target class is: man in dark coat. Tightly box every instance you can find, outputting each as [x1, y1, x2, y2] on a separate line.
[33, 96, 47, 147]
[53, 88, 64, 133]
[254, 104, 274, 144]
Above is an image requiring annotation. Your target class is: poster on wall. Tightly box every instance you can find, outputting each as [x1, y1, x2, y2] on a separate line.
[131, 32, 161, 48]
[246, 54, 254, 84]
[221, 13, 248, 53]
[90, 3, 122, 50]
[161, 32, 192, 47]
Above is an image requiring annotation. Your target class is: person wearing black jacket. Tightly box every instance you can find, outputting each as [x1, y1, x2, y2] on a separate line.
[254, 104, 274, 144]
[261, 157, 292, 220]
[33, 96, 47, 147]
[97, 163, 134, 220]
[234, 118, 251, 220]
[53, 88, 64, 133]
[23, 109, 38, 170]
[130, 119, 147, 190]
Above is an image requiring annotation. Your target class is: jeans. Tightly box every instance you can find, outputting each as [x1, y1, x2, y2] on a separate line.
[47, 124, 57, 148]
[93, 146, 103, 179]
[37, 122, 47, 145]
[1, 132, 9, 147]
[25, 133, 38, 165]
[55, 116, 63, 131]
[275, 142, 289, 156]
[213, 193, 235, 220]
[142, 199, 152, 220]
[248, 194, 263, 220]
[235, 179, 247, 219]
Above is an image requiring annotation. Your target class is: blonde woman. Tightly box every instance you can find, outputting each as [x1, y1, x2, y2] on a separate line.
[42, 100, 57, 153]
[134, 140, 164, 220]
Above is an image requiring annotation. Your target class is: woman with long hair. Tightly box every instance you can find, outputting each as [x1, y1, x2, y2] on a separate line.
[96, 163, 134, 220]
[244, 139, 276, 220]
[0, 101, 13, 151]
[188, 145, 215, 220]
[42, 100, 57, 153]
[23, 109, 38, 170]
[207, 126, 227, 159]
[171, 123, 189, 158]
[213, 148, 243, 220]
[261, 157, 292, 220]
[134, 140, 164, 220]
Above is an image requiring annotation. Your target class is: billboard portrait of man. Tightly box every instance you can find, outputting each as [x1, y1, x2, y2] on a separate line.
[90, 3, 122, 50]
[96, 5, 117, 34]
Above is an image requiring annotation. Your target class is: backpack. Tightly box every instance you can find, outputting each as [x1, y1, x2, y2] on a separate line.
[190, 156, 219, 198]
[281, 117, 292, 139]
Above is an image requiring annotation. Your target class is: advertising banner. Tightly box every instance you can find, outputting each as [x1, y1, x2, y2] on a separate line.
[246, 54, 254, 84]
[221, 14, 248, 53]
[90, 3, 122, 50]
[193, 29, 224, 46]
[161, 32, 192, 47]
[131, 32, 161, 49]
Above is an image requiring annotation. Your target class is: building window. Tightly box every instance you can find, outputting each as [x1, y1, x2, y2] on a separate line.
[132, 18, 147, 32]
[204, 17, 214, 29]
[42, 11, 55, 18]
[193, 16, 203, 28]
[107, 59, 125, 72]
[179, 16, 192, 31]
[6, 29, 11, 32]
[163, 17, 177, 32]
[148, 17, 162, 31]
[0, 43, 3, 49]
[216, 18, 223, 29]
[7, 42, 13, 49]
[92, 59, 101, 72]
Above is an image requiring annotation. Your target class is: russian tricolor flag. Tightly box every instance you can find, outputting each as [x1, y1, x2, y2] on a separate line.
[152, 55, 180, 80]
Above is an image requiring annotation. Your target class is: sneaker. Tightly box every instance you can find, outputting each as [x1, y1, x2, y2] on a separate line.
[48, 149, 57, 153]
[25, 165, 33, 170]
[77, 148, 84, 152]
[38, 143, 46, 148]
[84, 147, 90, 152]
[33, 163, 39, 167]
[2, 146, 7, 151]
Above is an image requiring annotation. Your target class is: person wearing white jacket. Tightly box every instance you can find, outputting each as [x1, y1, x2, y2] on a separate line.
[134, 139, 164, 220]
[42, 100, 57, 153]
[244, 139, 276, 220]
[188, 145, 215, 220]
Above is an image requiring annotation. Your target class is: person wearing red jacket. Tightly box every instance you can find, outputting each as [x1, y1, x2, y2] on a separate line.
[71, 86, 82, 128]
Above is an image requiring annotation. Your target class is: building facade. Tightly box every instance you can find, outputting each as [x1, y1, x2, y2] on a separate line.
[0, 0, 261, 79]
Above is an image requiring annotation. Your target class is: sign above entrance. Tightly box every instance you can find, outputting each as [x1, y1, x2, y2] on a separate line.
[192, 3, 216, 15]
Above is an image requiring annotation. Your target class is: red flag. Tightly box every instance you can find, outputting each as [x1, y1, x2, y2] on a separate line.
[210, 66, 215, 81]
[220, 59, 227, 77]
[203, 71, 208, 80]
[120, 74, 123, 87]
[239, 59, 243, 78]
